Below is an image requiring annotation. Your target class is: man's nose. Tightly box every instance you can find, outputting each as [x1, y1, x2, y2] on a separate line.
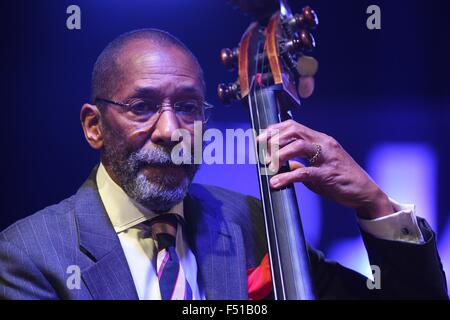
[150, 109, 181, 146]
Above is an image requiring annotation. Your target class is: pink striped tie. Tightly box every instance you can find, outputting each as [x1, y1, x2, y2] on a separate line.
[147, 214, 193, 300]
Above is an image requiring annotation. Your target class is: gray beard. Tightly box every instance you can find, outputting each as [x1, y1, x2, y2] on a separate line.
[102, 129, 199, 212]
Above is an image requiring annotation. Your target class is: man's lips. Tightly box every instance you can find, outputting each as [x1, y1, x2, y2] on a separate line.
[141, 164, 186, 174]
[142, 163, 176, 167]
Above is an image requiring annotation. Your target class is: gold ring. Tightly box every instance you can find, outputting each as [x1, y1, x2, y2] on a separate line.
[308, 143, 322, 165]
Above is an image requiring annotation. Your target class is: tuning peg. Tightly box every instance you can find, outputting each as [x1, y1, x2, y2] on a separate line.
[296, 55, 319, 77]
[217, 82, 240, 105]
[220, 47, 239, 70]
[285, 30, 316, 53]
[288, 6, 319, 31]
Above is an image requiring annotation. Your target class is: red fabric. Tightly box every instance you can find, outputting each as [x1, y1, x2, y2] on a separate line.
[247, 253, 272, 300]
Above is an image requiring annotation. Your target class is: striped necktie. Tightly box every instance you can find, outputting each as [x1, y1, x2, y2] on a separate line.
[147, 214, 193, 300]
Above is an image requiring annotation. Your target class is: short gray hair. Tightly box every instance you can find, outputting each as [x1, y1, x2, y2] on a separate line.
[91, 28, 205, 103]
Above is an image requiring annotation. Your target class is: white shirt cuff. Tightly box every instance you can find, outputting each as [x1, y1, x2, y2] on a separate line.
[357, 198, 425, 244]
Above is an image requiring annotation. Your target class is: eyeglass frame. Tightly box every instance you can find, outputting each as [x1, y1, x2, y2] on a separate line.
[94, 97, 214, 124]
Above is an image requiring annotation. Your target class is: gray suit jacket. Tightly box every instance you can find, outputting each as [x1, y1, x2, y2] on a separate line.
[0, 168, 447, 299]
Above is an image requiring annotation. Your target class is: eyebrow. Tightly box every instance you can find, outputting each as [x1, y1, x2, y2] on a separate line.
[132, 87, 159, 98]
[132, 85, 203, 98]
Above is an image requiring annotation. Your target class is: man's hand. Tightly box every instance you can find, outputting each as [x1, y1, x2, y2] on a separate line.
[257, 120, 394, 220]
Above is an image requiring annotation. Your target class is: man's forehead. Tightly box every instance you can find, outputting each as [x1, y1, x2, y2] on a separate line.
[111, 39, 204, 97]
[132, 80, 203, 97]
[118, 40, 200, 74]
[130, 66, 204, 97]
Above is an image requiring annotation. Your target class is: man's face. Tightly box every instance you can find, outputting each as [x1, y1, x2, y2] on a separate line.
[100, 40, 204, 212]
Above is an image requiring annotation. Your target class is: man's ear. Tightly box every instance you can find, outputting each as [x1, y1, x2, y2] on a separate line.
[80, 103, 104, 150]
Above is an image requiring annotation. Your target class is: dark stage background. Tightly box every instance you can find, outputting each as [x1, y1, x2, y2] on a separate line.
[1, 0, 449, 286]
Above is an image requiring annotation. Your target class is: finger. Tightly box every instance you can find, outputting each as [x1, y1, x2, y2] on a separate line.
[257, 128, 284, 164]
[259, 126, 305, 161]
[289, 160, 305, 171]
[264, 125, 316, 166]
[257, 120, 301, 144]
[267, 159, 305, 176]
[256, 126, 281, 144]
[266, 123, 318, 153]
[268, 139, 316, 171]
[269, 120, 318, 142]
[267, 127, 302, 149]
[270, 166, 319, 189]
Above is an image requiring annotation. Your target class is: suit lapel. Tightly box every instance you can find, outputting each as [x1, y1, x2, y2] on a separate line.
[73, 170, 248, 300]
[74, 170, 139, 300]
[185, 188, 248, 300]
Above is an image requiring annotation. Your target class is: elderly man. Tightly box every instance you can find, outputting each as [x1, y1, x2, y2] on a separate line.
[0, 29, 447, 300]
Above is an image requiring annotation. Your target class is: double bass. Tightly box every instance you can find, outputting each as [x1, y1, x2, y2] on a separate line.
[217, 0, 319, 300]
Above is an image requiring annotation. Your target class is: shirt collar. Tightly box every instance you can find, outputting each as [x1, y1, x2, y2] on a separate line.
[96, 163, 184, 234]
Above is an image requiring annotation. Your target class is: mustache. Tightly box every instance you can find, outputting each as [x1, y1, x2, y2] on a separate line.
[127, 145, 195, 170]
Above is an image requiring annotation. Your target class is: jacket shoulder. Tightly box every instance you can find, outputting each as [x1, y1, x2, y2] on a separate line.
[0, 194, 77, 251]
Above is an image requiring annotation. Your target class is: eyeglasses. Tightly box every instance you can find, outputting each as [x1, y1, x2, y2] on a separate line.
[95, 97, 214, 124]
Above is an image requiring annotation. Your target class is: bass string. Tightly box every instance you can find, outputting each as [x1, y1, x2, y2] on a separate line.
[247, 27, 286, 299]
[257, 34, 288, 300]
[257, 21, 314, 300]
